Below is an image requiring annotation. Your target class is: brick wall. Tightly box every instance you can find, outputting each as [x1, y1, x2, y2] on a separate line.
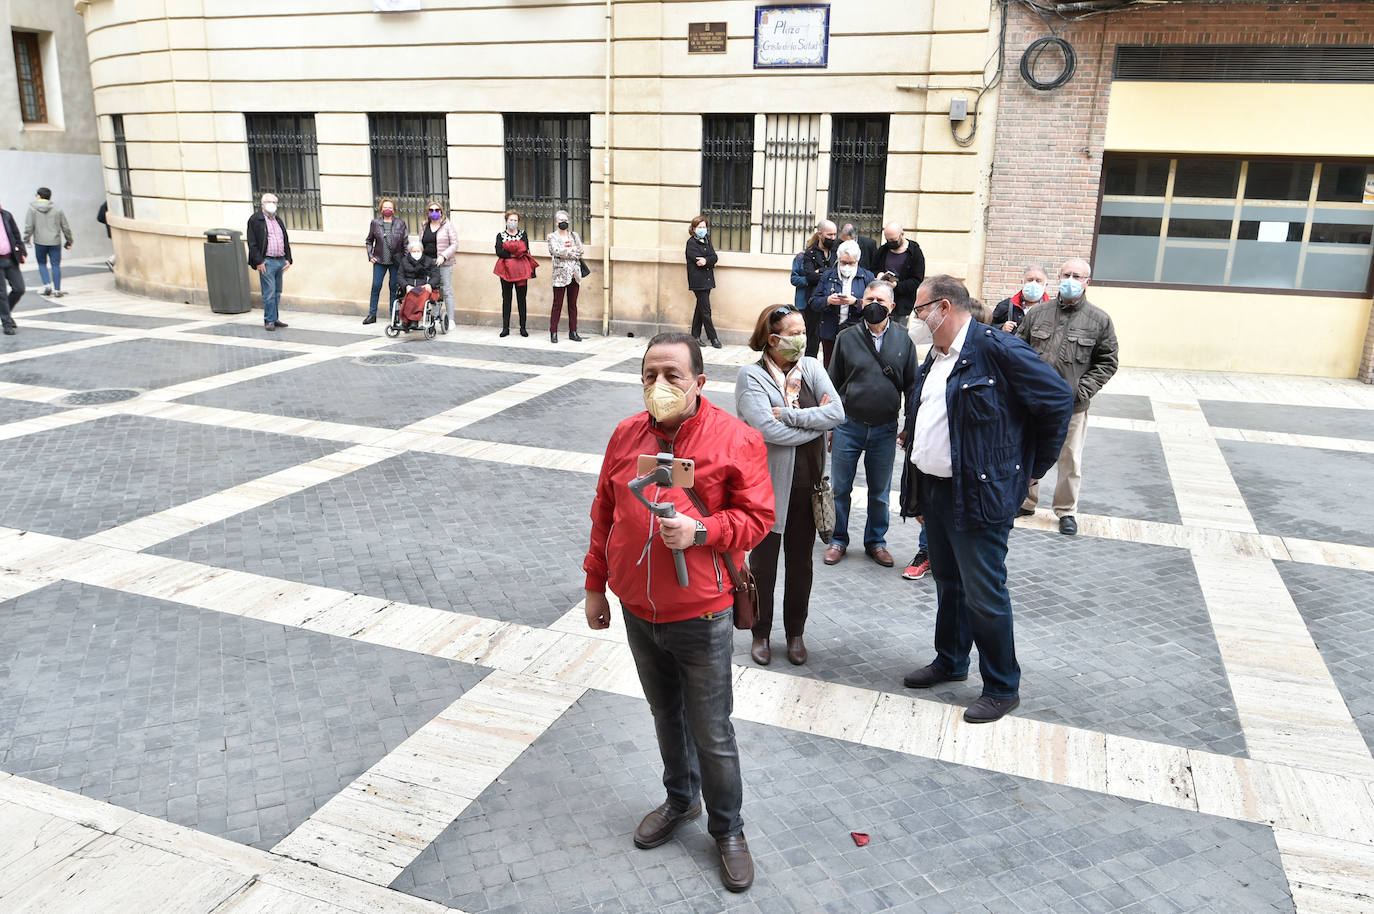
[979, 1, 1374, 382]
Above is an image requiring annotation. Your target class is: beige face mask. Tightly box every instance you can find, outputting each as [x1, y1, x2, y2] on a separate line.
[643, 380, 697, 422]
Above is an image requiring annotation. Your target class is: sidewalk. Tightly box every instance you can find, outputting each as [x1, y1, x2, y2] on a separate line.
[0, 270, 1371, 913]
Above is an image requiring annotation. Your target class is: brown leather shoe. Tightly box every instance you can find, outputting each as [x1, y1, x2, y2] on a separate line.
[750, 637, 771, 666]
[823, 544, 845, 565]
[786, 636, 807, 665]
[866, 546, 895, 567]
[717, 833, 754, 892]
[633, 800, 701, 849]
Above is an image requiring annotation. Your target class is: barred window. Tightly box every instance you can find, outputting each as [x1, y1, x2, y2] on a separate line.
[245, 114, 322, 231]
[701, 116, 754, 253]
[12, 31, 45, 123]
[760, 114, 820, 254]
[504, 114, 591, 241]
[829, 115, 889, 241]
[369, 113, 449, 231]
[112, 115, 134, 219]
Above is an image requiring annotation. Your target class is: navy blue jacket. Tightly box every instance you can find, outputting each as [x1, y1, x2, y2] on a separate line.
[809, 266, 875, 340]
[899, 320, 1073, 530]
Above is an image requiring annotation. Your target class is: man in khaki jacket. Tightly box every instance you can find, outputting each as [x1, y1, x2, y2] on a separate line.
[1015, 258, 1119, 535]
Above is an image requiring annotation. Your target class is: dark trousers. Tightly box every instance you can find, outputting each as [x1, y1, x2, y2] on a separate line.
[0, 259, 23, 328]
[748, 485, 816, 640]
[690, 289, 717, 342]
[820, 337, 836, 368]
[368, 261, 399, 318]
[802, 304, 822, 358]
[622, 607, 743, 839]
[35, 244, 62, 290]
[500, 280, 528, 331]
[551, 281, 579, 332]
[922, 475, 1020, 699]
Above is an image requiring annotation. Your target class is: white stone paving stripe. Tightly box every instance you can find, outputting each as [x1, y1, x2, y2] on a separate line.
[1152, 398, 1258, 533]
[1212, 425, 1374, 456]
[1275, 827, 1374, 914]
[0, 406, 109, 442]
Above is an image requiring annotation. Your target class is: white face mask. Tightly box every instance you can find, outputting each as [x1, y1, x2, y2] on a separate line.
[506, 221, 519, 233]
[838, 264, 857, 280]
[409, 249, 422, 260]
[263, 202, 277, 215]
[924, 302, 947, 337]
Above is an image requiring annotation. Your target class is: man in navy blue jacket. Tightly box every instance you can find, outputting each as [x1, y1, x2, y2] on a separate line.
[898, 275, 1073, 723]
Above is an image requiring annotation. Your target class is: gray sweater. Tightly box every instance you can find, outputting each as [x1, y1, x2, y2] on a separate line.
[23, 200, 72, 247]
[735, 356, 846, 533]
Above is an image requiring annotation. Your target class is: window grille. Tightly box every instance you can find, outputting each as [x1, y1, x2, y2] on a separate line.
[700, 115, 755, 253]
[1114, 45, 1374, 83]
[760, 114, 820, 254]
[246, 114, 322, 232]
[369, 113, 449, 231]
[503, 114, 592, 241]
[112, 115, 134, 219]
[829, 115, 888, 241]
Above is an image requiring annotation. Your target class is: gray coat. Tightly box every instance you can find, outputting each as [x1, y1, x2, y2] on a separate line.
[23, 200, 72, 247]
[735, 356, 846, 534]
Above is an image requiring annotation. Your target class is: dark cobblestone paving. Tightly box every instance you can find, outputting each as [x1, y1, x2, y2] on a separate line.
[0, 337, 294, 391]
[388, 339, 589, 367]
[0, 582, 483, 850]
[0, 414, 340, 538]
[608, 356, 745, 385]
[150, 452, 591, 627]
[194, 321, 374, 348]
[1088, 393, 1154, 422]
[739, 528, 1246, 756]
[1276, 561, 1374, 754]
[1201, 400, 1374, 442]
[393, 690, 1290, 914]
[0, 324, 103, 355]
[30, 308, 187, 330]
[1033, 428, 1181, 525]
[0, 395, 63, 424]
[1220, 439, 1374, 547]
[179, 357, 527, 430]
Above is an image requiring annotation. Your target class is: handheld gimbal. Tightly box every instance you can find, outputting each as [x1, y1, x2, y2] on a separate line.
[627, 452, 692, 587]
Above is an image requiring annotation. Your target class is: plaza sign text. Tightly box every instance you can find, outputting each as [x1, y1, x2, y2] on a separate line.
[754, 5, 830, 69]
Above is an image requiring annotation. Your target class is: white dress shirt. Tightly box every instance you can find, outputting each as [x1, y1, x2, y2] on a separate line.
[909, 318, 972, 478]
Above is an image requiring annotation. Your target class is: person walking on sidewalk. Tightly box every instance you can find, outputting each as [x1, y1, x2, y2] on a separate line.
[246, 193, 291, 331]
[0, 201, 28, 335]
[583, 333, 774, 893]
[23, 187, 73, 298]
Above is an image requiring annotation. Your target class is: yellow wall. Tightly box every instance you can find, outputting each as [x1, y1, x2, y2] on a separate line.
[1094, 286, 1373, 378]
[1104, 82, 1374, 157]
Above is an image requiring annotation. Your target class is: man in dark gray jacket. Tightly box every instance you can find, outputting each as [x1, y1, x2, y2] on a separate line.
[1015, 258, 1119, 535]
[0, 202, 27, 335]
[823, 280, 921, 568]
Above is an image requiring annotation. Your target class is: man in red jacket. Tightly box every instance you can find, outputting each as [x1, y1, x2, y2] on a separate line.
[584, 332, 774, 893]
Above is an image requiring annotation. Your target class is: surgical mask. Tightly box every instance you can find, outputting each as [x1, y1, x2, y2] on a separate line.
[822, 237, 836, 250]
[557, 220, 569, 230]
[263, 203, 277, 215]
[837, 264, 856, 280]
[643, 381, 696, 423]
[884, 239, 900, 251]
[409, 250, 422, 260]
[382, 208, 394, 217]
[694, 227, 708, 238]
[862, 302, 889, 325]
[1022, 280, 1044, 302]
[429, 211, 442, 221]
[506, 221, 519, 233]
[772, 333, 806, 361]
[924, 302, 947, 336]
[1059, 277, 1084, 301]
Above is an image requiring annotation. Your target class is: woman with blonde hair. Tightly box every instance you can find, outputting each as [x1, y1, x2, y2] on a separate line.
[546, 209, 584, 342]
[421, 200, 457, 331]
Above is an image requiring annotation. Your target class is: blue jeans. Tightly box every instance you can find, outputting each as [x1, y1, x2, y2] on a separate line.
[368, 261, 398, 318]
[922, 476, 1020, 698]
[622, 607, 743, 839]
[35, 244, 62, 290]
[259, 257, 286, 324]
[829, 416, 898, 549]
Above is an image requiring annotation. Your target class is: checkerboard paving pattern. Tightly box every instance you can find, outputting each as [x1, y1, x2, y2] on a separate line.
[1219, 439, 1374, 547]
[0, 336, 295, 391]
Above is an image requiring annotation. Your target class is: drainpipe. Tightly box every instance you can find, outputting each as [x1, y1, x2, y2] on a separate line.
[601, 0, 613, 336]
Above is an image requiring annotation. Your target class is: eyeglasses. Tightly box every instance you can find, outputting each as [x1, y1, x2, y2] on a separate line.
[913, 298, 944, 317]
[428, 208, 441, 214]
[1060, 271, 1088, 280]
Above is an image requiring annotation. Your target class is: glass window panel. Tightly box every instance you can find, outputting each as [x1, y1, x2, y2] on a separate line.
[1161, 245, 1227, 284]
[1316, 163, 1371, 202]
[1103, 156, 1169, 196]
[1303, 250, 1373, 292]
[1169, 202, 1236, 220]
[1244, 161, 1314, 201]
[1240, 203, 1308, 222]
[1311, 207, 1374, 227]
[1167, 218, 1232, 240]
[1096, 235, 1159, 282]
[1101, 199, 1165, 218]
[1231, 241, 1301, 288]
[1237, 221, 1303, 242]
[1098, 216, 1161, 236]
[1173, 159, 1240, 198]
[1308, 223, 1373, 246]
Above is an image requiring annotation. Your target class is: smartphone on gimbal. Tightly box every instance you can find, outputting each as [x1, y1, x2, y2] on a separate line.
[637, 454, 695, 488]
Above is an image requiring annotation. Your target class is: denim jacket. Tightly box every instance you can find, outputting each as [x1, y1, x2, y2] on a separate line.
[899, 320, 1074, 531]
[808, 267, 875, 339]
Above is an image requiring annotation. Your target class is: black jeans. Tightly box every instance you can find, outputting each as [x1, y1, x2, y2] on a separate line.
[690, 289, 717, 342]
[748, 485, 815, 639]
[500, 280, 528, 331]
[801, 302, 822, 358]
[622, 607, 743, 839]
[0, 259, 23, 329]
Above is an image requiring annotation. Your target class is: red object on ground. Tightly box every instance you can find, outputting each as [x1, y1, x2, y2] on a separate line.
[851, 832, 870, 847]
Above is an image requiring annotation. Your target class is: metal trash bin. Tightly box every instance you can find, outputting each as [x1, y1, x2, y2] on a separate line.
[203, 228, 252, 314]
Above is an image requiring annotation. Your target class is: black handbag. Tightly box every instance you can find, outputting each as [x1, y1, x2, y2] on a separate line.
[685, 487, 759, 631]
[579, 259, 591, 278]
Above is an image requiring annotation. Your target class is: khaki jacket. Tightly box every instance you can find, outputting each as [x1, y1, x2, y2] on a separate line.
[1016, 295, 1118, 412]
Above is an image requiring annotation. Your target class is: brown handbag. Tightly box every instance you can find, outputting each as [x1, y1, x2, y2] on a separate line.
[685, 487, 759, 631]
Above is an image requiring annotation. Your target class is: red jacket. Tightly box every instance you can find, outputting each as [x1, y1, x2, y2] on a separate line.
[584, 396, 775, 623]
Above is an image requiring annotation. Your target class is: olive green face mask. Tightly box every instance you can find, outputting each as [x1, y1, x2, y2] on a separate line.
[772, 333, 806, 362]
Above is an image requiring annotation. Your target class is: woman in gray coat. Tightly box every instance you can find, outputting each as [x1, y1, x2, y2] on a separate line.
[735, 304, 845, 666]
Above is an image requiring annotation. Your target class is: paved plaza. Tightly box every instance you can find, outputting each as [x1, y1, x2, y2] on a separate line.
[0, 269, 1372, 913]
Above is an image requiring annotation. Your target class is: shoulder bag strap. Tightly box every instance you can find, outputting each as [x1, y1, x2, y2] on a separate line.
[859, 326, 904, 392]
[683, 486, 747, 591]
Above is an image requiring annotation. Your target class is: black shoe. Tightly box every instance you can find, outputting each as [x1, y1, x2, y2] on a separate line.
[2, 326, 14, 335]
[568, 330, 582, 342]
[520, 328, 529, 337]
[499, 328, 510, 337]
[709, 337, 723, 349]
[964, 695, 1020, 723]
[633, 800, 701, 849]
[1016, 506, 1035, 517]
[1059, 515, 1078, 536]
[273, 319, 288, 329]
[551, 332, 558, 343]
[264, 322, 276, 331]
[902, 663, 968, 689]
[362, 314, 376, 325]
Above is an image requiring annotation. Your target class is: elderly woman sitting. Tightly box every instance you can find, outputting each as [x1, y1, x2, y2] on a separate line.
[807, 239, 874, 368]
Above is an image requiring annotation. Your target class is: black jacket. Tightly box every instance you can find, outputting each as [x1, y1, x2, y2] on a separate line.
[246, 211, 292, 268]
[97, 202, 110, 238]
[495, 229, 529, 257]
[801, 244, 835, 292]
[686, 234, 717, 291]
[0, 209, 26, 263]
[826, 319, 920, 426]
[874, 240, 925, 319]
[849, 235, 880, 273]
[399, 253, 439, 289]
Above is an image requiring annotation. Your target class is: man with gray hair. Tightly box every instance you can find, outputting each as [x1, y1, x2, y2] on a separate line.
[246, 192, 292, 331]
[991, 265, 1048, 333]
[1015, 258, 1119, 535]
[808, 238, 873, 368]
[899, 275, 1072, 723]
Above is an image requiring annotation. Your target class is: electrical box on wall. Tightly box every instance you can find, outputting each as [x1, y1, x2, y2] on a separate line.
[949, 98, 969, 122]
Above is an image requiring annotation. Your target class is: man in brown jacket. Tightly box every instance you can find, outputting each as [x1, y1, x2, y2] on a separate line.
[1015, 258, 1119, 535]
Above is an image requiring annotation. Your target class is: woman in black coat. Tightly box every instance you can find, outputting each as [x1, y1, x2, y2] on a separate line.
[685, 215, 721, 348]
[799, 221, 837, 358]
